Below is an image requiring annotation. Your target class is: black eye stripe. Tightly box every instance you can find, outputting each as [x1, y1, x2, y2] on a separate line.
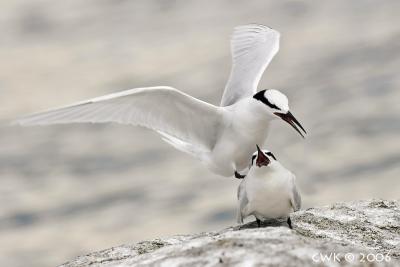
[253, 90, 281, 110]
[251, 155, 257, 165]
[251, 152, 276, 164]
[266, 152, 277, 160]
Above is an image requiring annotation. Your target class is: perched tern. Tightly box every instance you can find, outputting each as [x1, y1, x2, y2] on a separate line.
[14, 24, 306, 177]
[237, 146, 301, 228]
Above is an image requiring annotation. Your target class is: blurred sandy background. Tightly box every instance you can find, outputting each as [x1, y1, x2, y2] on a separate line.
[1, 1, 400, 266]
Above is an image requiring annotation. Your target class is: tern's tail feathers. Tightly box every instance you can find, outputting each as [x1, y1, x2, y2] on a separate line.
[237, 211, 244, 224]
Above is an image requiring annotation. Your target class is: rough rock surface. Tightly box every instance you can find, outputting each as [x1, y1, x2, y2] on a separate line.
[60, 199, 400, 267]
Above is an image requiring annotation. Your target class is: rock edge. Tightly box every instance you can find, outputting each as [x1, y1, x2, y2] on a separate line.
[60, 199, 400, 267]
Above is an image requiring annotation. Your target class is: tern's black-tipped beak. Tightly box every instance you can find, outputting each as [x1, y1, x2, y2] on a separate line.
[256, 145, 270, 167]
[274, 111, 307, 138]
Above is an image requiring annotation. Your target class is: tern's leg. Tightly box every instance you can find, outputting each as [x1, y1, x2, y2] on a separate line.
[234, 171, 246, 179]
[256, 218, 261, 228]
[287, 216, 293, 229]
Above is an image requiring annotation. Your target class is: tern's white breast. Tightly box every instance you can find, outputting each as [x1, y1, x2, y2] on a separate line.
[207, 99, 271, 176]
[245, 165, 293, 219]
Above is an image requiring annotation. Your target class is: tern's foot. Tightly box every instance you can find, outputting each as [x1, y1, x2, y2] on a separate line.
[234, 171, 246, 179]
[287, 216, 293, 229]
[256, 218, 261, 228]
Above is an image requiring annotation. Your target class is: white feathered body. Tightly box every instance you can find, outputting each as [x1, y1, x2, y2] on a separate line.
[237, 161, 300, 223]
[206, 99, 271, 176]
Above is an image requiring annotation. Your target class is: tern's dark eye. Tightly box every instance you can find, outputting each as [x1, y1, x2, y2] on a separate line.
[251, 155, 257, 165]
[266, 152, 277, 160]
[253, 90, 281, 110]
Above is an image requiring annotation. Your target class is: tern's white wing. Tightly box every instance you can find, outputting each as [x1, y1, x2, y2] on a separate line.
[237, 180, 248, 224]
[220, 24, 280, 106]
[14, 86, 222, 153]
[290, 174, 301, 212]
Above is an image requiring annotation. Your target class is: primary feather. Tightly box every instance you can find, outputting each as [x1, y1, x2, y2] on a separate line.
[14, 86, 223, 154]
[220, 24, 280, 106]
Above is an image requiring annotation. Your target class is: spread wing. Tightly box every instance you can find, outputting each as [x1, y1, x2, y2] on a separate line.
[14, 86, 222, 153]
[220, 24, 280, 106]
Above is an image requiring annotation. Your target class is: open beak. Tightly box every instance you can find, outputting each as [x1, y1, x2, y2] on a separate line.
[256, 145, 270, 167]
[274, 111, 307, 138]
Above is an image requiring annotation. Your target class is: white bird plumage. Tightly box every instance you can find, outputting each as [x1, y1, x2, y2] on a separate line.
[237, 147, 301, 228]
[221, 24, 280, 106]
[15, 86, 222, 159]
[13, 24, 305, 177]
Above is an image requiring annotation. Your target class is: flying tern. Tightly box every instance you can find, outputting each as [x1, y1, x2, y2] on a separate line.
[237, 145, 301, 228]
[14, 24, 306, 177]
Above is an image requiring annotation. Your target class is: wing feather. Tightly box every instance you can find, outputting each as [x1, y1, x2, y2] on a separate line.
[220, 24, 280, 106]
[237, 180, 248, 224]
[14, 86, 222, 152]
[290, 174, 302, 212]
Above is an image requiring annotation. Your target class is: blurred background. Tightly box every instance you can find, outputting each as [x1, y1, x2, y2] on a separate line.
[1, 1, 400, 266]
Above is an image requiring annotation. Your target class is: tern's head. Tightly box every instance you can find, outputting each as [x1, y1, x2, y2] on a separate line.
[253, 89, 306, 138]
[251, 145, 277, 168]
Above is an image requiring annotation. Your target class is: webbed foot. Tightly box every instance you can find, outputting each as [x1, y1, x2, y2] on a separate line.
[287, 216, 293, 229]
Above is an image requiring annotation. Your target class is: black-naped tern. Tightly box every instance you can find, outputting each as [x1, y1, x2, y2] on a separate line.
[237, 145, 301, 228]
